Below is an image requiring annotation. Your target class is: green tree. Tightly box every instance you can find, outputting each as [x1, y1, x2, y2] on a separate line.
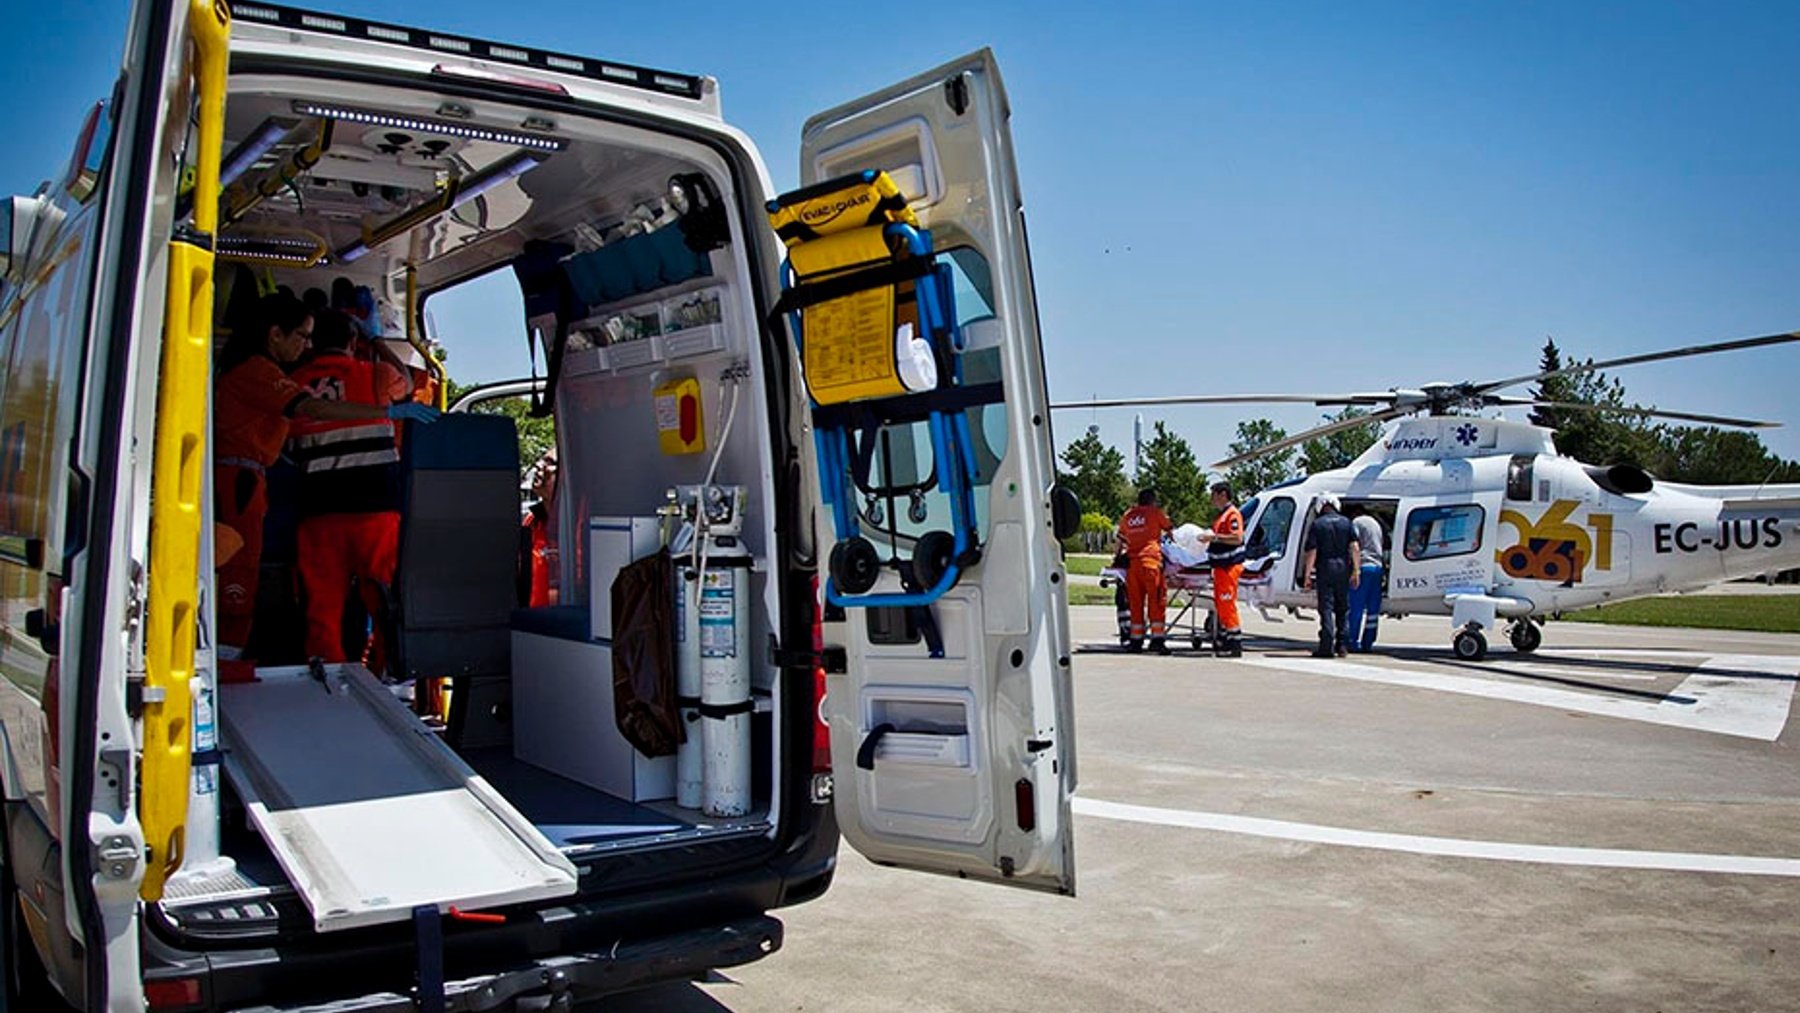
[1648, 427, 1800, 485]
[1299, 407, 1383, 474]
[1134, 421, 1206, 526]
[444, 378, 556, 477]
[1224, 418, 1295, 499]
[1058, 430, 1130, 519]
[1525, 338, 1657, 465]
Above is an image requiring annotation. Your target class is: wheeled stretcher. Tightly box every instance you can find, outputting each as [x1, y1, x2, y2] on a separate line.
[1099, 551, 1279, 650]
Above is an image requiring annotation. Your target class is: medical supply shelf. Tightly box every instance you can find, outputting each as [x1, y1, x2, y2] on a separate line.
[564, 283, 729, 379]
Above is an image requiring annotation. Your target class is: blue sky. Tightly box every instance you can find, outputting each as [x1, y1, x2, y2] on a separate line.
[5, 1, 1799, 469]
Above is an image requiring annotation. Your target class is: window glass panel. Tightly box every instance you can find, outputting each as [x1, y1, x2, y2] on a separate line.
[1246, 497, 1295, 560]
[1402, 504, 1486, 561]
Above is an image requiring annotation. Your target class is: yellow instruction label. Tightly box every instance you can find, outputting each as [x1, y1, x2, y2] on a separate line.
[803, 287, 904, 404]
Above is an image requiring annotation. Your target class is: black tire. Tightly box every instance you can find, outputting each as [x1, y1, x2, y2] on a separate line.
[1509, 621, 1542, 654]
[1191, 638, 1207, 652]
[1453, 629, 1488, 661]
[828, 537, 882, 596]
[911, 530, 957, 592]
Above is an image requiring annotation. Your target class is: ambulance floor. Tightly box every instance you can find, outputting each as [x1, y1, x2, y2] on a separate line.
[462, 748, 690, 848]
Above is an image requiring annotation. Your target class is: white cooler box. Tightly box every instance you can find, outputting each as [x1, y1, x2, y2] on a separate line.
[512, 631, 674, 802]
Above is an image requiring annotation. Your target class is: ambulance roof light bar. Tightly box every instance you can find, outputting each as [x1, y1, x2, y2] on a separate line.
[290, 102, 568, 153]
[232, 3, 705, 101]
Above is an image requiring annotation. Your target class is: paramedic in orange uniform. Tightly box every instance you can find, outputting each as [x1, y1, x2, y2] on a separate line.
[517, 449, 559, 608]
[214, 294, 433, 659]
[1202, 482, 1246, 657]
[286, 309, 437, 663]
[1118, 488, 1174, 655]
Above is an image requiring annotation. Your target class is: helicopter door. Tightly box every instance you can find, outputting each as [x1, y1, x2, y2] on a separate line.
[1390, 494, 1500, 601]
[802, 50, 1075, 894]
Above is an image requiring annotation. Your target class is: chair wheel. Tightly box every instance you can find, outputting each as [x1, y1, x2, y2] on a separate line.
[911, 530, 957, 592]
[830, 537, 882, 596]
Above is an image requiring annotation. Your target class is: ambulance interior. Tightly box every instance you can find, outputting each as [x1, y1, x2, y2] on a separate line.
[176, 77, 794, 923]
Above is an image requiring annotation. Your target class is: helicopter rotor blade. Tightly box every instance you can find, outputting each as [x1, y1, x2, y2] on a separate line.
[1527, 400, 1781, 429]
[1477, 330, 1800, 396]
[1048, 393, 1389, 411]
[1208, 407, 1405, 472]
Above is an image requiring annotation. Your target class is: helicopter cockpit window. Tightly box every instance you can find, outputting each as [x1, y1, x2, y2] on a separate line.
[1246, 496, 1296, 560]
[1402, 504, 1486, 562]
[1506, 455, 1534, 501]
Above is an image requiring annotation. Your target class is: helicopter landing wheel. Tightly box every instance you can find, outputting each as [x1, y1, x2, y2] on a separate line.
[1508, 620, 1542, 654]
[1453, 628, 1488, 661]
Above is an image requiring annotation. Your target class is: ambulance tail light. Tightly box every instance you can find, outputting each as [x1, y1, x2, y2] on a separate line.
[809, 576, 833, 800]
[431, 62, 570, 97]
[144, 975, 204, 1011]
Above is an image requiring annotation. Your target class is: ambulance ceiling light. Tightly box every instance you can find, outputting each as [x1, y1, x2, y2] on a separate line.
[335, 151, 543, 263]
[289, 102, 568, 153]
[220, 118, 296, 189]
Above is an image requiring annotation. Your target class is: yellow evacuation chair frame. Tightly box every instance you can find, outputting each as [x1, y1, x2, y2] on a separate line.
[141, 0, 230, 901]
[770, 171, 921, 406]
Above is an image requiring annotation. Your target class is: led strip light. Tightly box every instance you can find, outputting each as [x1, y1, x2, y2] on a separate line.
[290, 101, 568, 153]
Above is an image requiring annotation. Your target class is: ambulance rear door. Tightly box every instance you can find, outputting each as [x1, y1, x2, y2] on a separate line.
[802, 50, 1076, 894]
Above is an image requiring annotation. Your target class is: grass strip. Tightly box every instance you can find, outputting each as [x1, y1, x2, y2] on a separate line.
[1559, 595, 1800, 634]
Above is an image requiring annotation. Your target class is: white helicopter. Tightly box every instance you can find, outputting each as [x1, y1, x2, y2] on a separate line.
[1054, 331, 1800, 659]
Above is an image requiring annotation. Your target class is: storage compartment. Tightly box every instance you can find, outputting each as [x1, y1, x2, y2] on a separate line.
[511, 627, 674, 801]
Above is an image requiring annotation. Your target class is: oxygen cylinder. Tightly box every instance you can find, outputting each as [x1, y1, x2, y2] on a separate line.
[674, 555, 704, 810]
[699, 543, 753, 818]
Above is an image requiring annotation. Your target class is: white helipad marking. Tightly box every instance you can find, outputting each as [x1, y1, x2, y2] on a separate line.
[1236, 654, 1797, 741]
[1073, 797, 1800, 877]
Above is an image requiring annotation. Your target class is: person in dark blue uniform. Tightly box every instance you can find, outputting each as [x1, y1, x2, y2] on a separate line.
[1301, 494, 1361, 657]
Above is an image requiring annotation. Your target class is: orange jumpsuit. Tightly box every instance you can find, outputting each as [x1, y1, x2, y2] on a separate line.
[214, 355, 310, 652]
[1118, 504, 1173, 643]
[1209, 504, 1246, 636]
[286, 352, 408, 663]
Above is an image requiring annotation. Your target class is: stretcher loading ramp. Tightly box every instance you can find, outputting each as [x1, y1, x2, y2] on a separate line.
[219, 664, 579, 932]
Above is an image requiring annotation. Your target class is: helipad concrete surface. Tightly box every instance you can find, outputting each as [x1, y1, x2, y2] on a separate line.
[612, 604, 1800, 1013]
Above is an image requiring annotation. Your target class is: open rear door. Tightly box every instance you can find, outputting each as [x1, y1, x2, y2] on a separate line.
[804, 50, 1076, 894]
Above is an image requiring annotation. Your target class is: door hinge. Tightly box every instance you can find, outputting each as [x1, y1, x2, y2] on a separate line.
[769, 640, 847, 674]
[945, 73, 970, 116]
[97, 745, 133, 814]
[123, 559, 146, 639]
[96, 834, 139, 881]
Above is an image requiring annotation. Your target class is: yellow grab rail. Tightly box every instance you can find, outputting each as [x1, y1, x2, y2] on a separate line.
[141, 0, 230, 901]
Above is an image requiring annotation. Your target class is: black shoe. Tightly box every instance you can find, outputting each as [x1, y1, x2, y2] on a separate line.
[1126, 640, 1144, 654]
[1216, 643, 1242, 658]
[1150, 639, 1171, 656]
[1311, 648, 1334, 658]
[1334, 645, 1348, 657]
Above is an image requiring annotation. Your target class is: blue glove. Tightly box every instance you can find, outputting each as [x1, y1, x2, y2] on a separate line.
[387, 402, 440, 423]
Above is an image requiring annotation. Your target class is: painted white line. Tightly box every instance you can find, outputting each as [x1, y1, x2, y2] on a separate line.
[1073, 796, 1800, 877]
[1670, 655, 1797, 743]
[1236, 654, 1798, 741]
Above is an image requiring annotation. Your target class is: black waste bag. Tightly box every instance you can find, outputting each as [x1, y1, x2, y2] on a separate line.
[611, 549, 682, 757]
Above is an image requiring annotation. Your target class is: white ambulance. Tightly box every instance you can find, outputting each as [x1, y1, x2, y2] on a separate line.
[0, 1, 1076, 1009]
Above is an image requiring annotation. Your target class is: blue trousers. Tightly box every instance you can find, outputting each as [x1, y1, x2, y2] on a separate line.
[1346, 564, 1384, 652]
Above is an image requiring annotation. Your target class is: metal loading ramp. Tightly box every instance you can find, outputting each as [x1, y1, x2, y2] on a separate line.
[219, 664, 578, 932]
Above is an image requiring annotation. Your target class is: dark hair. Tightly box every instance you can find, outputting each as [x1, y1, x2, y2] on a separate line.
[309, 308, 357, 353]
[1136, 488, 1157, 506]
[331, 277, 357, 311]
[302, 287, 329, 311]
[219, 293, 311, 372]
[1211, 482, 1233, 498]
